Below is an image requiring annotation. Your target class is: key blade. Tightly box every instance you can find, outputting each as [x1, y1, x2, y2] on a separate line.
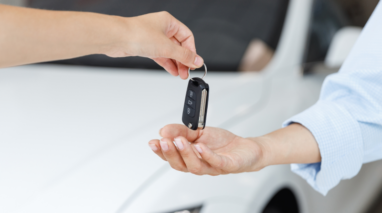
[198, 89, 207, 129]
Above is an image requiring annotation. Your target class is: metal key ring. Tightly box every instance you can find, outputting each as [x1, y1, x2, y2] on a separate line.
[188, 63, 207, 80]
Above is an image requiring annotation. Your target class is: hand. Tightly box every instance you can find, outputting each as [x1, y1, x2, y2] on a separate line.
[0, 6, 204, 70]
[148, 124, 266, 175]
[103, 12, 204, 79]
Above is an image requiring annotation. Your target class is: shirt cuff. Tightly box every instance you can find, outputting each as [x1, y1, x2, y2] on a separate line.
[283, 101, 363, 195]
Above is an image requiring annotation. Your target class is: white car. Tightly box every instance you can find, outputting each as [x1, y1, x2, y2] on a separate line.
[1, 0, 382, 212]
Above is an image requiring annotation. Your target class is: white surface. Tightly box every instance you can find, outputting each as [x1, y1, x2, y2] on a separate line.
[0, 65, 262, 213]
[1, 64, 381, 213]
[325, 27, 362, 68]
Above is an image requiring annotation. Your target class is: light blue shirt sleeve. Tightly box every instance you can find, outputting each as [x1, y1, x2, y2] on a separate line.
[283, 2, 382, 195]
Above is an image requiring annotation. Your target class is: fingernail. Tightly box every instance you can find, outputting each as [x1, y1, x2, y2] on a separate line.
[194, 144, 202, 153]
[194, 55, 203, 67]
[149, 144, 157, 151]
[160, 140, 169, 151]
[174, 138, 184, 150]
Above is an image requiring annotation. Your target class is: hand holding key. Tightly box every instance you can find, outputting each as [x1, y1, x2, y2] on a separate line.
[103, 12, 204, 79]
[0, 6, 204, 74]
[148, 124, 266, 175]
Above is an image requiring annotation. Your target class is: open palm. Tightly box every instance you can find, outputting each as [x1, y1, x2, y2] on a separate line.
[148, 124, 265, 175]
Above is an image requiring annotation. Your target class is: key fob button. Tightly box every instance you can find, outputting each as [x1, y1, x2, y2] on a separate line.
[186, 97, 196, 109]
[188, 90, 195, 100]
[186, 106, 195, 117]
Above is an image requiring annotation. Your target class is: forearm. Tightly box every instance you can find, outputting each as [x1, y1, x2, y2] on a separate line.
[251, 123, 321, 167]
[0, 5, 123, 68]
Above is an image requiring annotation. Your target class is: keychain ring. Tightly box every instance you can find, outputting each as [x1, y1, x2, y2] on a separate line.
[188, 63, 207, 80]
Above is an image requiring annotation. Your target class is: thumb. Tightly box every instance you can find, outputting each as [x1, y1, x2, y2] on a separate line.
[160, 124, 200, 142]
[169, 44, 204, 70]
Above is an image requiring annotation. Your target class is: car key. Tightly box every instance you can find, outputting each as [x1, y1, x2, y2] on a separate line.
[182, 64, 209, 130]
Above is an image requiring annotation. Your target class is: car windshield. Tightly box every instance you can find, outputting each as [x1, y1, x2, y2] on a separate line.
[28, 0, 290, 71]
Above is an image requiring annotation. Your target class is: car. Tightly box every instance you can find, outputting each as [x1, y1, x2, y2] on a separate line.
[1, 0, 382, 212]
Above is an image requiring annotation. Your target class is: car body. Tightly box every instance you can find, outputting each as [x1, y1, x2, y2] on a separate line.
[1, 0, 382, 212]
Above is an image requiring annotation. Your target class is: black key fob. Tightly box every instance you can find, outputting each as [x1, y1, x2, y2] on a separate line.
[182, 76, 209, 131]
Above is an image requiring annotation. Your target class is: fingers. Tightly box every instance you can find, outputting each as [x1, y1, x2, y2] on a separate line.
[159, 138, 188, 172]
[153, 57, 178, 77]
[165, 14, 197, 55]
[177, 61, 189, 80]
[149, 12, 203, 77]
[154, 40, 191, 79]
[149, 136, 225, 175]
[174, 137, 217, 175]
[169, 37, 189, 79]
[193, 143, 231, 170]
[159, 124, 201, 142]
[170, 45, 204, 72]
[148, 139, 166, 161]
[164, 14, 204, 70]
[166, 17, 196, 52]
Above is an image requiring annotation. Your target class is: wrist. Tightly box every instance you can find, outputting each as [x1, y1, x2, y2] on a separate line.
[254, 135, 275, 167]
[92, 14, 133, 56]
[243, 136, 271, 172]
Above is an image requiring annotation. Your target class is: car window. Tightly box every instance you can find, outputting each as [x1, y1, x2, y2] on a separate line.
[28, 0, 290, 71]
[304, 0, 348, 66]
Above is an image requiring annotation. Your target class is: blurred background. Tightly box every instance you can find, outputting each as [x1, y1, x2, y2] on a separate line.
[1, 0, 382, 212]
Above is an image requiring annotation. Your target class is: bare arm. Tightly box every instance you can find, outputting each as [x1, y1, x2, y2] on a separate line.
[0, 5, 204, 79]
[256, 123, 321, 167]
[148, 123, 320, 175]
[0, 5, 114, 67]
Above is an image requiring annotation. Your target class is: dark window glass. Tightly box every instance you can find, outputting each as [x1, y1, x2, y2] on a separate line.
[304, 0, 348, 65]
[28, 0, 289, 71]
